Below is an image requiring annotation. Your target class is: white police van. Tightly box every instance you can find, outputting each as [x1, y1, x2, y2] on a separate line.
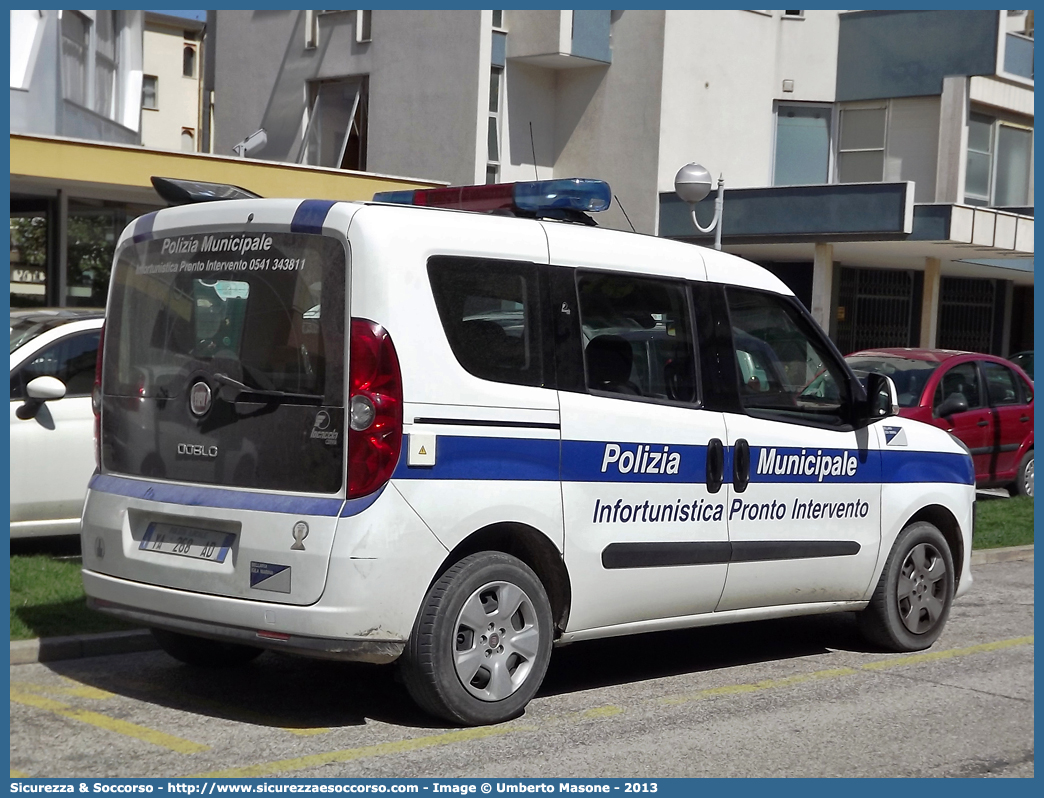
[80, 176, 975, 726]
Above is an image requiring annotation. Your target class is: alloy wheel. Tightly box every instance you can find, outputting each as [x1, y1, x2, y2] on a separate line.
[453, 581, 541, 701]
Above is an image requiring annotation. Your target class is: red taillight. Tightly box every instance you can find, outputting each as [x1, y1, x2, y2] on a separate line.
[347, 319, 403, 498]
[93, 323, 105, 469]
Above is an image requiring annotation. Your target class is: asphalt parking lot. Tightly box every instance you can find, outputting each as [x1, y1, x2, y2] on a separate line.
[10, 557, 1033, 779]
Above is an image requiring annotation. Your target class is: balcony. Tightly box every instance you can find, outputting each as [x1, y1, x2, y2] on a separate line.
[506, 10, 611, 69]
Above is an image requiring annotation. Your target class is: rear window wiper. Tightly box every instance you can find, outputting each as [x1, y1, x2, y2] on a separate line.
[212, 372, 324, 405]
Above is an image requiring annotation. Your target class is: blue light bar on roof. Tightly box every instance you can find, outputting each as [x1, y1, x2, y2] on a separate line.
[372, 178, 612, 215]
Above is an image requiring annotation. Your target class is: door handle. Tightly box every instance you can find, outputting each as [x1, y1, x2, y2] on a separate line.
[1021, 416, 1030, 423]
[706, 438, 724, 494]
[977, 420, 989, 427]
[733, 438, 750, 493]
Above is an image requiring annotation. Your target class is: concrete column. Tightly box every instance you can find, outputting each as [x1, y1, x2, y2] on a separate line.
[935, 76, 968, 203]
[920, 257, 941, 349]
[811, 243, 834, 333]
[55, 189, 68, 307]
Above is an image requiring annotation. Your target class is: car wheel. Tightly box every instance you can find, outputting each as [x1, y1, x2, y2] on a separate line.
[401, 552, 553, 726]
[1011, 450, 1033, 497]
[151, 628, 264, 667]
[858, 522, 954, 652]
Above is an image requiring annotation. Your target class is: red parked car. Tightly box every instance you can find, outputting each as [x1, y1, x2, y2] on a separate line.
[846, 348, 1034, 497]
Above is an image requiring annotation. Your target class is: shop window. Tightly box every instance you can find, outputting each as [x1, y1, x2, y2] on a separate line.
[774, 103, 831, 186]
[10, 208, 49, 309]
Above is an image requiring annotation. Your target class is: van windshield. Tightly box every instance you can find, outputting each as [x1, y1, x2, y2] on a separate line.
[101, 231, 347, 493]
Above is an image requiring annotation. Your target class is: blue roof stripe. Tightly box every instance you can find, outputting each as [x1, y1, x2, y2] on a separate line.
[291, 199, 337, 234]
[131, 212, 158, 243]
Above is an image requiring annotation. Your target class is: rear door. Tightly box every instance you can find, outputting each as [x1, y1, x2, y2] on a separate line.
[981, 359, 1031, 478]
[931, 360, 992, 481]
[95, 227, 349, 604]
[557, 269, 731, 633]
[716, 287, 881, 611]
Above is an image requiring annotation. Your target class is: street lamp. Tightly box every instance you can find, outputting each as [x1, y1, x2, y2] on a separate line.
[674, 163, 724, 251]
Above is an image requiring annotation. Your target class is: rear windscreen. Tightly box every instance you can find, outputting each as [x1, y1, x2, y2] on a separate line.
[102, 231, 347, 494]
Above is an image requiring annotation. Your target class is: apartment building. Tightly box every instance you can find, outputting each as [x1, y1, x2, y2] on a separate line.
[141, 11, 205, 153]
[204, 10, 1032, 353]
[9, 10, 438, 310]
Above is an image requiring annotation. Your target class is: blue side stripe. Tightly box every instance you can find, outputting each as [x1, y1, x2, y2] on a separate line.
[880, 450, 974, 486]
[290, 199, 337, 234]
[391, 436, 559, 481]
[131, 212, 157, 243]
[89, 474, 347, 517]
[390, 436, 974, 486]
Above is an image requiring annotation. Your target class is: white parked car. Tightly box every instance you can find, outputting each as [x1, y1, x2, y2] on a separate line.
[10, 308, 104, 538]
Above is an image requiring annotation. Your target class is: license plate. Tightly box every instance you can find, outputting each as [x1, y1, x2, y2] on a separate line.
[140, 523, 235, 563]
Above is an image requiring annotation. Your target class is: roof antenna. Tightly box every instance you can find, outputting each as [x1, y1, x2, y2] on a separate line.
[529, 122, 539, 180]
[614, 194, 636, 233]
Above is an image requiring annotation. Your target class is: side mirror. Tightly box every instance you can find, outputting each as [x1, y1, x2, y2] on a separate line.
[16, 376, 67, 420]
[935, 393, 969, 418]
[866, 372, 898, 420]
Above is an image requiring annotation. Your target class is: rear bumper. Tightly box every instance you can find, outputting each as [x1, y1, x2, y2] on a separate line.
[86, 590, 404, 664]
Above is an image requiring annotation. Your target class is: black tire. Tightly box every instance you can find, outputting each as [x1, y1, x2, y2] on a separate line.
[151, 628, 264, 668]
[401, 552, 553, 726]
[1010, 450, 1033, 497]
[858, 522, 954, 652]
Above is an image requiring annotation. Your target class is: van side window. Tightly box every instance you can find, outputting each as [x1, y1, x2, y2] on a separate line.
[428, 257, 545, 387]
[726, 287, 850, 426]
[576, 273, 697, 403]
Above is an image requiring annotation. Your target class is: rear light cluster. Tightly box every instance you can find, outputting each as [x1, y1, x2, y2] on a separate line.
[347, 319, 403, 498]
[92, 323, 105, 469]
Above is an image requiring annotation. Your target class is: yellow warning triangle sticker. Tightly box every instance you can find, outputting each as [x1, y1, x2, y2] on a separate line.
[418, 446, 427, 455]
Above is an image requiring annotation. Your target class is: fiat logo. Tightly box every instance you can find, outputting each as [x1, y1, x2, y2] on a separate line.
[190, 381, 213, 417]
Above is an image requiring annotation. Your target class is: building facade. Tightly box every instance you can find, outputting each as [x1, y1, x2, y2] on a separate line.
[9, 10, 439, 311]
[163, 11, 1041, 354]
[141, 11, 205, 153]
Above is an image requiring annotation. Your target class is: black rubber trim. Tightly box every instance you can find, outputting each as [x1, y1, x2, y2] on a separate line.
[730, 540, 861, 562]
[968, 446, 992, 455]
[411, 417, 560, 430]
[602, 541, 733, 569]
[601, 539, 861, 569]
[998, 443, 1021, 453]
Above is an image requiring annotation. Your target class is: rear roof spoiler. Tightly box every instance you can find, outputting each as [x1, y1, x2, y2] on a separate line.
[151, 176, 261, 206]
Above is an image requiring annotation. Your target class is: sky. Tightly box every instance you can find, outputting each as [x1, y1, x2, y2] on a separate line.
[152, 10, 206, 22]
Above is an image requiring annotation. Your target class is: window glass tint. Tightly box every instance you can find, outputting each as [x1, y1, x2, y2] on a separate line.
[982, 361, 1021, 406]
[428, 257, 543, 387]
[933, 362, 981, 411]
[1019, 375, 1033, 404]
[577, 273, 696, 403]
[11, 331, 100, 400]
[845, 356, 939, 408]
[995, 125, 1031, 207]
[839, 108, 885, 150]
[774, 105, 830, 186]
[726, 287, 849, 424]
